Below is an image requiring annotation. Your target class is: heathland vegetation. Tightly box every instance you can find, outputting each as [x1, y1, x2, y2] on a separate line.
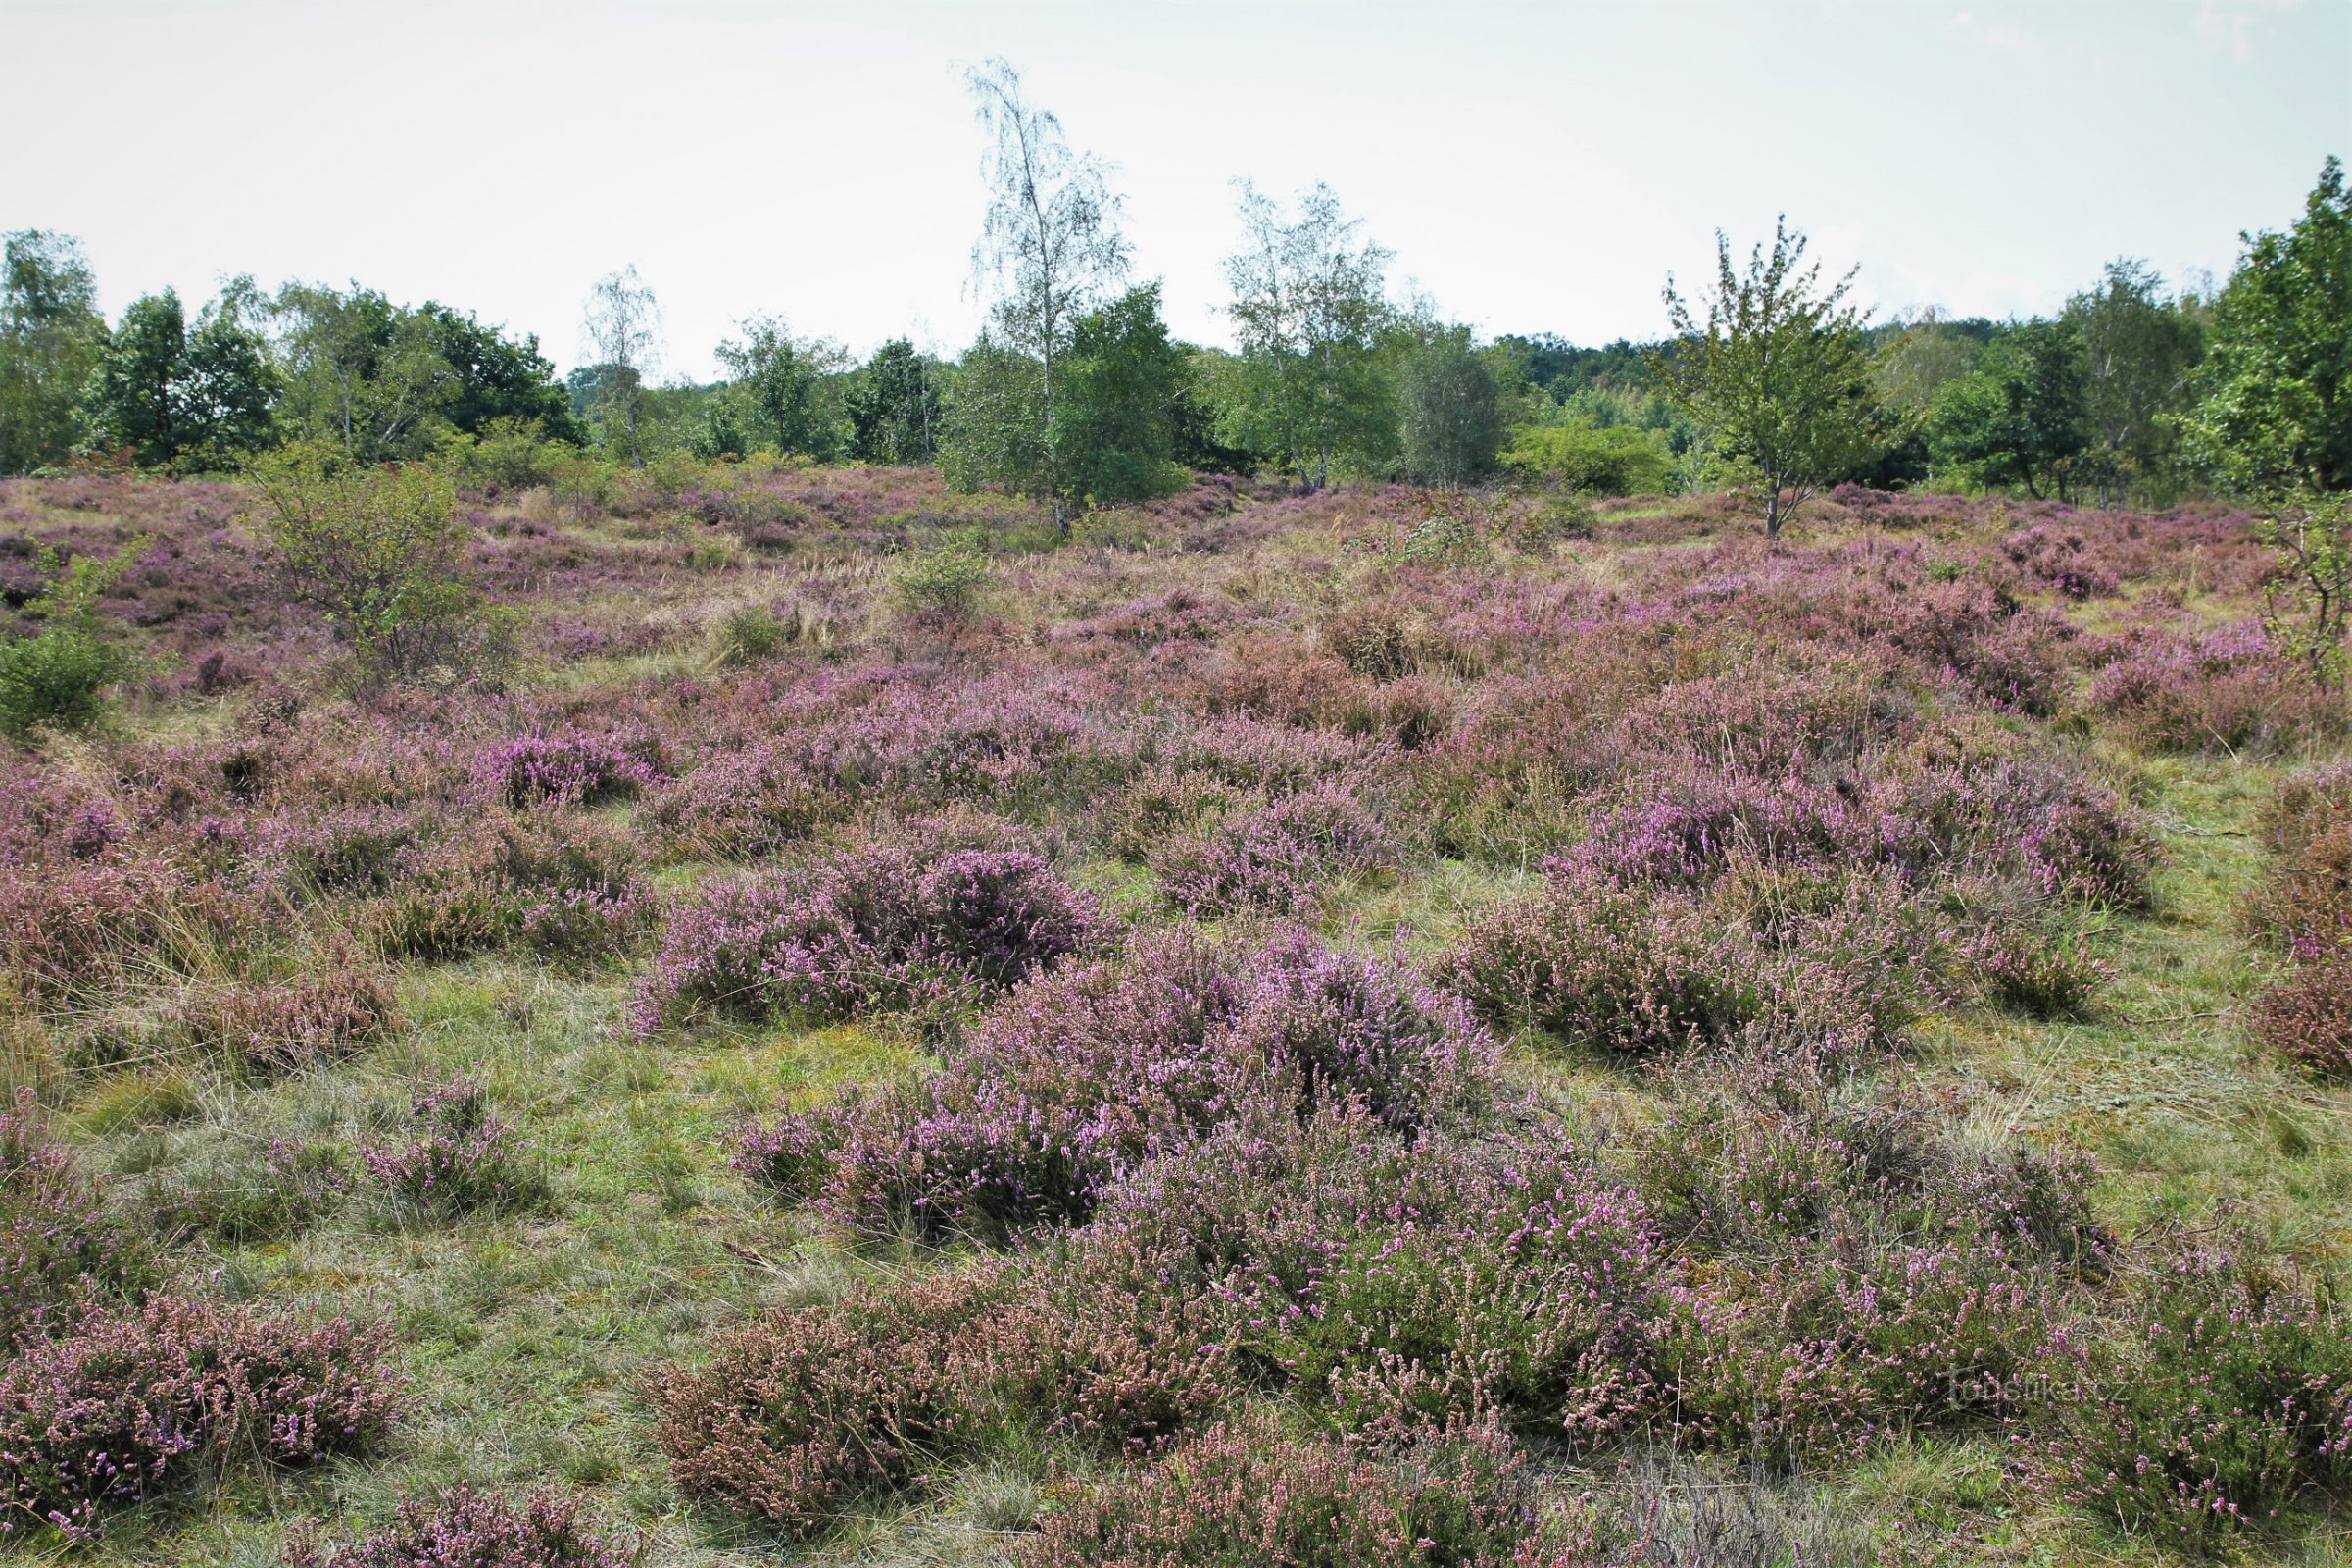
[2, 59, 2350, 1567]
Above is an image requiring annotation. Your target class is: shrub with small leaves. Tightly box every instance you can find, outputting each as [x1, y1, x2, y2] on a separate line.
[281, 1483, 635, 1568]
[649, 1267, 1013, 1534]
[2, 1090, 153, 1347]
[0, 1294, 398, 1542]
[1962, 920, 2110, 1019]
[2251, 945, 2352, 1076]
[2036, 1261, 2352, 1550]
[1152, 783, 1396, 915]
[634, 836, 1099, 1033]
[1017, 1414, 1550, 1568]
[362, 1079, 536, 1220]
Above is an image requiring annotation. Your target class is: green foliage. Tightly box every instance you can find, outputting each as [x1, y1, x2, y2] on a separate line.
[0, 231, 108, 475]
[895, 532, 991, 620]
[80, 284, 276, 471]
[2255, 486, 2352, 687]
[1397, 322, 1504, 488]
[941, 332, 1051, 502]
[432, 416, 567, 492]
[1650, 218, 1889, 536]
[0, 539, 144, 737]
[1054, 282, 1190, 505]
[271, 283, 575, 463]
[702, 316, 850, 460]
[1926, 319, 2092, 500]
[246, 444, 492, 682]
[966, 58, 1131, 528]
[2184, 156, 2352, 493]
[847, 338, 943, 464]
[580, 267, 662, 467]
[2064, 259, 2203, 503]
[1217, 181, 1397, 488]
[1504, 421, 1674, 495]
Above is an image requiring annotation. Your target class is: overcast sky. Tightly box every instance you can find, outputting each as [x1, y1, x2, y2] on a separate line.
[4, 0, 2346, 381]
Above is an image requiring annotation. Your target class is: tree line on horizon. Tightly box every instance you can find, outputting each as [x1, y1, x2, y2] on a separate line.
[0, 60, 2343, 528]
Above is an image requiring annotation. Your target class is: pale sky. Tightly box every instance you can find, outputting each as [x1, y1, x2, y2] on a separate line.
[4, 0, 2346, 381]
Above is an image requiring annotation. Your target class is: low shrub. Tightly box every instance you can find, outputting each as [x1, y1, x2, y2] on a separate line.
[472, 732, 662, 810]
[1017, 1414, 1551, 1568]
[1441, 869, 1743, 1056]
[0, 1294, 398, 1542]
[370, 814, 650, 963]
[634, 837, 1099, 1033]
[740, 930, 1495, 1242]
[2036, 1262, 2352, 1550]
[1102, 767, 1243, 864]
[641, 743, 836, 861]
[174, 955, 400, 1072]
[1638, 1054, 2097, 1461]
[1152, 783, 1396, 915]
[281, 1483, 635, 1568]
[361, 1079, 537, 1221]
[2250, 946, 2352, 1075]
[1962, 920, 2110, 1019]
[2, 1090, 153, 1347]
[649, 1267, 1011, 1535]
[2243, 820, 2351, 955]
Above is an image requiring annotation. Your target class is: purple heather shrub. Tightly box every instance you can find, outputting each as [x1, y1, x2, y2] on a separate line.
[1443, 867, 1745, 1056]
[637, 831, 1099, 1033]
[2000, 525, 2120, 600]
[173, 953, 400, 1072]
[370, 812, 650, 962]
[2086, 618, 2332, 755]
[281, 1484, 636, 1568]
[2034, 1260, 2352, 1550]
[1152, 781, 1398, 915]
[2, 1091, 155, 1348]
[0, 1295, 398, 1542]
[1638, 1052, 2097, 1460]
[2251, 945, 2352, 1076]
[471, 731, 662, 810]
[738, 929, 1496, 1242]
[1961, 920, 2111, 1019]
[649, 1265, 1016, 1534]
[640, 741, 836, 860]
[361, 1079, 536, 1220]
[1015, 1413, 1553, 1568]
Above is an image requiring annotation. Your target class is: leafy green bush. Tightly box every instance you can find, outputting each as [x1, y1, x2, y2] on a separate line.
[1504, 421, 1675, 495]
[896, 533, 991, 620]
[246, 443, 499, 684]
[0, 540, 141, 738]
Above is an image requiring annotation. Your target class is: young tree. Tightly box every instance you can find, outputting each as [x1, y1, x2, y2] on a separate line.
[1397, 321, 1505, 488]
[711, 316, 850, 460]
[272, 283, 457, 461]
[418, 304, 582, 444]
[246, 443, 481, 682]
[2065, 259, 2203, 503]
[1648, 218, 1888, 538]
[1217, 180, 1396, 490]
[2184, 156, 2351, 494]
[0, 231, 108, 474]
[964, 57, 1129, 528]
[176, 279, 279, 471]
[1925, 319, 2091, 500]
[940, 331, 1050, 501]
[81, 290, 186, 466]
[581, 266, 662, 467]
[847, 339, 943, 465]
[1054, 282, 1189, 505]
[80, 285, 275, 470]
